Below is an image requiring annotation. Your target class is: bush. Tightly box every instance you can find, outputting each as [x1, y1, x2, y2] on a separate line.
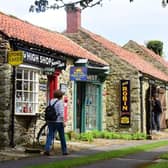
[67, 130, 147, 142]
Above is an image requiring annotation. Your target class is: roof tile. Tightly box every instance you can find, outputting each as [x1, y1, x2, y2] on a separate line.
[0, 12, 107, 66]
[81, 28, 168, 82]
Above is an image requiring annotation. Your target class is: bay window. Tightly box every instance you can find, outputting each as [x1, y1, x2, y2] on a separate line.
[15, 66, 39, 115]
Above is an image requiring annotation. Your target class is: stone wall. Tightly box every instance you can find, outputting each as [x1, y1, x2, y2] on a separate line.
[105, 69, 141, 133]
[142, 80, 150, 133]
[0, 64, 12, 148]
[0, 35, 12, 148]
[65, 31, 144, 133]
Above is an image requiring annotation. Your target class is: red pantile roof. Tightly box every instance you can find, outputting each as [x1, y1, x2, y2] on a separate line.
[0, 12, 108, 66]
[141, 45, 168, 69]
[81, 28, 168, 82]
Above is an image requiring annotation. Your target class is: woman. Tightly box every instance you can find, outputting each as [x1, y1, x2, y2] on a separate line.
[44, 89, 69, 156]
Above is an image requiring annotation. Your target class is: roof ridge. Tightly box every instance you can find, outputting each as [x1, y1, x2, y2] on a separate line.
[80, 28, 168, 82]
[125, 40, 168, 69]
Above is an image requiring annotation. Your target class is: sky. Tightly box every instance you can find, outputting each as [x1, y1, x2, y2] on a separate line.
[0, 0, 168, 59]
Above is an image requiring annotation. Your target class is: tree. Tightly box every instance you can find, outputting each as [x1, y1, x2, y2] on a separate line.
[29, 0, 103, 12]
[29, 0, 168, 12]
[146, 40, 163, 56]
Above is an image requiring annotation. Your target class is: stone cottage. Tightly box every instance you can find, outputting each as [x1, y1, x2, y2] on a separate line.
[64, 6, 168, 135]
[0, 12, 108, 148]
[123, 40, 168, 129]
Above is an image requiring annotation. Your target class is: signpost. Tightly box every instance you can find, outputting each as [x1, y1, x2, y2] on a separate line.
[8, 50, 23, 147]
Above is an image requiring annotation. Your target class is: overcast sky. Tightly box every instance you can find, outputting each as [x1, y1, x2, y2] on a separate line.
[0, 0, 168, 59]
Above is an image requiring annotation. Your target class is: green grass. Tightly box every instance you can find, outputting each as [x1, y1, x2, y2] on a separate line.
[25, 141, 168, 168]
[145, 152, 168, 168]
[160, 153, 168, 160]
[145, 162, 168, 168]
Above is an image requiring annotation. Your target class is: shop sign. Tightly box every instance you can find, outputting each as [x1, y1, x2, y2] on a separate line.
[8, 51, 23, 66]
[120, 80, 130, 126]
[43, 67, 55, 75]
[23, 51, 66, 69]
[70, 66, 87, 81]
[39, 84, 47, 91]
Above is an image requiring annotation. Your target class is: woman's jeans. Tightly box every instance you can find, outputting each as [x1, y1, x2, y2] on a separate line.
[45, 122, 67, 154]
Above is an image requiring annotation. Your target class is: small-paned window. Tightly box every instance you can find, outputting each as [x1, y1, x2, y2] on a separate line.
[15, 67, 39, 115]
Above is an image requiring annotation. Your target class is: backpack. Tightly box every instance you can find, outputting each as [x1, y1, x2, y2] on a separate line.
[45, 100, 58, 122]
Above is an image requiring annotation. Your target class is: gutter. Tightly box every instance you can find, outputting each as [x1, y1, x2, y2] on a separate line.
[139, 76, 143, 133]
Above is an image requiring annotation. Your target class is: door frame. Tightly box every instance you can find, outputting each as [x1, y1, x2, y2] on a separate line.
[73, 81, 102, 133]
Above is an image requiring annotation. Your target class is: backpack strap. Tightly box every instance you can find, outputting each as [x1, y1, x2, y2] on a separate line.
[50, 99, 58, 106]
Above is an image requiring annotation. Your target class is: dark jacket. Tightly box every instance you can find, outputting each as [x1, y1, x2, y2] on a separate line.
[152, 99, 162, 114]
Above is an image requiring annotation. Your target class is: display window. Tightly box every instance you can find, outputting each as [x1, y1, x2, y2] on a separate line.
[15, 65, 39, 115]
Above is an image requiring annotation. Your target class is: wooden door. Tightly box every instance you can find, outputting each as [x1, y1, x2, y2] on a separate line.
[158, 88, 167, 129]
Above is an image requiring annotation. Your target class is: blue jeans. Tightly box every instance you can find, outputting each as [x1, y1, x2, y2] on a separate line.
[45, 122, 67, 154]
[152, 112, 161, 131]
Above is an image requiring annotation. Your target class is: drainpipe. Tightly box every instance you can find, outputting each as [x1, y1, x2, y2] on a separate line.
[9, 66, 16, 147]
[9, 41, 16, 147]
[139, 76, 143, 133]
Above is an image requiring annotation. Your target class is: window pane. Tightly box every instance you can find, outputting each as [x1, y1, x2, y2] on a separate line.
[24, 70, 28, 79]
[30, 71, 33, 80]
[17, 69, 22, 79]
[16, 81, 22, 90]
[24, 81, 28, 90]
[30, 81, 33, 91]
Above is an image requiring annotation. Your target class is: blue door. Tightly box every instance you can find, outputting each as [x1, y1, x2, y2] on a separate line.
[75, 82, 102, 132]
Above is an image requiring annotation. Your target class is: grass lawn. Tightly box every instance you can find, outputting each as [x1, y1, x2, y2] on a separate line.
[145, 162, 168, 168]
[25, 141, 168, 168]
[146, 152, 168, 168]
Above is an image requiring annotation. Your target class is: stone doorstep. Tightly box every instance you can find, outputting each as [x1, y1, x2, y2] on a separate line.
[151, 131, 168, 140]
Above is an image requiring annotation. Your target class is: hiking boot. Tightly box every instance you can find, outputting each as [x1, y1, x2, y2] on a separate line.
[43, 151, 50, 156]
[63, 152, 70, 155]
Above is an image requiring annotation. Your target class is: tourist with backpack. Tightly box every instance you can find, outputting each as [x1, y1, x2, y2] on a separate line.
[44, 89, 69, 156]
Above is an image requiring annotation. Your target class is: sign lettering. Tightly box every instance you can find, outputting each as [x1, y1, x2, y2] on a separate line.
[23, 51, 66, 69]
[120, 80, 130, 126]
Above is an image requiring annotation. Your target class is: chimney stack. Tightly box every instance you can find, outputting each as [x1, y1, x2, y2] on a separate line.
[66, 5, 81, 33]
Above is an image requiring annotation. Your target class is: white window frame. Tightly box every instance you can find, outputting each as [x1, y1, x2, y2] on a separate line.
[15, 65, 40, 115]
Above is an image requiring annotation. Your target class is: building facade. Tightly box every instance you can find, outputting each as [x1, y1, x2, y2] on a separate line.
[64, 6, 168, 135]
[0, 12, 108, 148]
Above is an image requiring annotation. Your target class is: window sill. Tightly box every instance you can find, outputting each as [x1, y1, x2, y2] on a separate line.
[15, 113, 36, 116]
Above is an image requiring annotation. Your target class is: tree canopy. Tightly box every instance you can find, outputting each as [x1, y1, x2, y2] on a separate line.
[146, 40, 163, 56]
[29, 0, 168, 12]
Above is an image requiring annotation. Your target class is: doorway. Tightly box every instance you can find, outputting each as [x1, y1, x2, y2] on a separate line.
[145, 85, 167, 135]
[158, 88, 167, 129]
[76, 82, 101, 133]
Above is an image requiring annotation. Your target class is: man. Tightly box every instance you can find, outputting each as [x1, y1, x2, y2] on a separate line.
[152, 93, 162, 132]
